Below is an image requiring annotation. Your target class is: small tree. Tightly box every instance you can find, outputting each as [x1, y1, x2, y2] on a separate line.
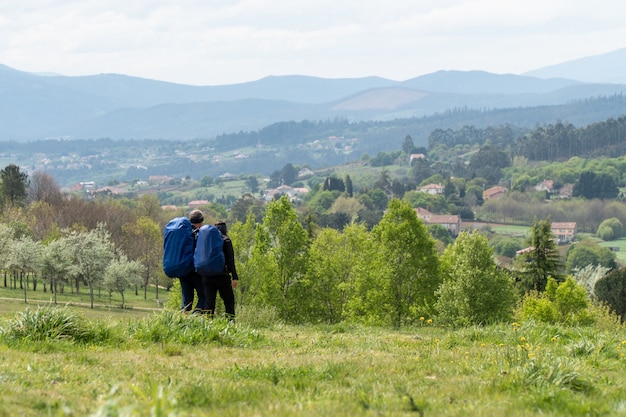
[436, 231, 516, 325]
[104, 256, 144, 308]
[515, 216, 563, 292]
[0, 164, 29, 209]
[369, 199, 440, 326]
[66, 224, 115, 308]
[6, 236, 42, 302]
[41, 237, 72, 304]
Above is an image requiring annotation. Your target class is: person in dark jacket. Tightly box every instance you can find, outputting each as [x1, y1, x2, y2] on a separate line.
[180, 209, 206, 313]
[202, 220, 239, 318]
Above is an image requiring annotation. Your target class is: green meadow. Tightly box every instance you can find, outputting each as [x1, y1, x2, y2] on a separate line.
[1, 298, 626, 416]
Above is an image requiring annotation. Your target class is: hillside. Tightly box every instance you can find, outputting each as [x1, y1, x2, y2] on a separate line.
[2, 56, 626, 141]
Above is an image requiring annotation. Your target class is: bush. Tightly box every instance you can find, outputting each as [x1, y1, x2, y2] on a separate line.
[594, 267, 626, 320]
[519, 277, 595, 325]
[1, 306, 111, 344]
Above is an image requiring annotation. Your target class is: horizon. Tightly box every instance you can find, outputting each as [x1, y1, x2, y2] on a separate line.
[1, 1, 625, 86]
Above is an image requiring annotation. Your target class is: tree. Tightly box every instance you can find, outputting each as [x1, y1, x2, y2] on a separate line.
[245, 176, 260, 194]
[515, 216, 563, 292]
[345, 174, 353, 197]
[0, 164, 29, 209]
[281, 163, 298, 186]
[594, 267, 626, 320]
[0, 223, 14, 287]
[229, 194, 266, 224]
[66, 225, 115, 308]
[7, 236, 42, 302]
[136, 194, 163, 224]
[565, 238, 617, 272]
[436, 231, 516, 325]
[402, 135, 415, 154]
[104, 256, 144, 308]
[467, 146, 510, 185]
[302, 224, 372, 323]
[248, 196, 309, 321]
[121, 217, 163, 300]
[41, 237, 72, 303]
[27, 170, 62, 206]
[369, 199, 441, 326]
[597, 217, 624, 241]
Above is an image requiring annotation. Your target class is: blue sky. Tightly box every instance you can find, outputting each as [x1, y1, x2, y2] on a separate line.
[1, 0, 624, 86]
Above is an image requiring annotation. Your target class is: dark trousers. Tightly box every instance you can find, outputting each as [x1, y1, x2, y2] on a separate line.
[179, 272, 206, 312]
[202, 274, 235, 317]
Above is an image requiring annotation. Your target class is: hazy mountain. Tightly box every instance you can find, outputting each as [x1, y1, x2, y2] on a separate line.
[2, 47, 626, 142]
[524, 47, 626, 84]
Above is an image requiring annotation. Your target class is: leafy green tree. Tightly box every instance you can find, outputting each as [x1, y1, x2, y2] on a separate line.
[104, 255, 144, 308]
[249, 196, 309, 321]
[302, 224, 372, 323]
[436, 231, 516, 325]
[0, 164, 29, 209]
[369, 199, 441, 326]
[520, 277, 593, 325]
[468, 146, 510, 185]
[200, 175, 214, 187]
[573, 171, 619, 199]
[565, 238, 617, 272]
[427, 224, 453, 246]
[515, 217, 563, 292]
[597, 217, 624, 241]
[281, 163, 298, 186]
[228, 211, 259, 307]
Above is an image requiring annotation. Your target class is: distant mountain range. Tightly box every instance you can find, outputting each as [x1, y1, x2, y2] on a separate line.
[2, 47, 626, 142]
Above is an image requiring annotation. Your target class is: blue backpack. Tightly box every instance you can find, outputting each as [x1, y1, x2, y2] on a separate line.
[163, 217, 195, 278]
[194, 224, 225, 276]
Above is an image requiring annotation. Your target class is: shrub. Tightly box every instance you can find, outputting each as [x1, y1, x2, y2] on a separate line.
[519, 277, 594, 325]
[1, 306, 111, 344]
[594, 266, 626, 320]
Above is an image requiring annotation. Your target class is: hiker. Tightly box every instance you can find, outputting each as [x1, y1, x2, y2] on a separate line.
[180, 209, 207, 313]
[201, 221, 239, 318]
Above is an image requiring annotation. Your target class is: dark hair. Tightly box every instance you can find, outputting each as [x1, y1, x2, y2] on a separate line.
[215, 221, 227, 235]
[189, 209, 204, 224]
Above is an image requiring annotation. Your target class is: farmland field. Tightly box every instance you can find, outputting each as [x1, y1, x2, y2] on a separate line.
[1, 299, 625, 416]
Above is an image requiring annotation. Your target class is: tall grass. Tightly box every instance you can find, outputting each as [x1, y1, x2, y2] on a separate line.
[1, 305, 625, 416]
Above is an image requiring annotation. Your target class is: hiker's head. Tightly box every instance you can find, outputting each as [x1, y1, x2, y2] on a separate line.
[215, 221, 227, 235]
[189, 210, 204, 225]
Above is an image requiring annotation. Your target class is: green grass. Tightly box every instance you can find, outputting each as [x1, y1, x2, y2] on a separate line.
[598, 237, 626, 263]
[1, 303, 626, 416]
[0, 283, 169, 320]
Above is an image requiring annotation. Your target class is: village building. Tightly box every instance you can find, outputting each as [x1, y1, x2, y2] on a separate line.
[483, 186, 507, 200]
[415, 207, 461, 236]
[551, 222, 577, 243]
[417, 183, 444, 195]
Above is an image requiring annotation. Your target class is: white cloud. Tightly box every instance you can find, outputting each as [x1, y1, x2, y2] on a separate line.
[0, 0, 625, 85]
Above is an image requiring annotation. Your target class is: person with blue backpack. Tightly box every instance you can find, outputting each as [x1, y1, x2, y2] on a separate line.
[163, 209, 206, 313]
[195, 220, 239, 319]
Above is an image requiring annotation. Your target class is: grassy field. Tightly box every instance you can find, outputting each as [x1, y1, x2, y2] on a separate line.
[1, 299, 626, 416]
[0, 284, 168, 320]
